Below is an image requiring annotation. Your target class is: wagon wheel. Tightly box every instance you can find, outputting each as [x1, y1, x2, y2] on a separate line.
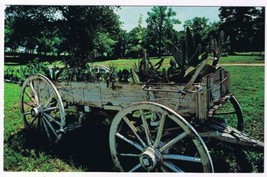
[20, 74, 65, 145]
[212, 95, 244, 131]
[210, 95, 252, 172]
[109, 102, 214, 172]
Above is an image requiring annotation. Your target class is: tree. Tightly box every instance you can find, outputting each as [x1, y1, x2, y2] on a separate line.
[59, 6, 121, 65]
[219, 7, 259, 53]
[184, 17, 209, 47]
[252, 7, 264, 52]
[5, 5, 122, 65]
[125, 14, 146, 58]
[5, 6, 59, 54]
[4, 13, 17, 52]
[113, 29, 128, 59]
[93, 32, 117, 58]
[146, 6, 181, 57]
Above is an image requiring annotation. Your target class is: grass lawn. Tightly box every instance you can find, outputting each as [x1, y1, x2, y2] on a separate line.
[4, 53, 264, 72]
[3, 55, 264, 172]
[94, 55, 264, 71]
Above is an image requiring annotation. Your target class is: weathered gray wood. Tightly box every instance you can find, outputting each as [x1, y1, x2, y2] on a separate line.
[144, 83, 198, 117]
[199, 118, 264, 151]
[197, 83, 208, 122]
[99, 82, 148, 108]
[55, 81, 200, 118]
[53, 68, 231, 120]
[205, 68, 230, 108]
[55, 82, 102, 107]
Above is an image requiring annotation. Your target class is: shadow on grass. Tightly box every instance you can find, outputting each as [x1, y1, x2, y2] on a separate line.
[57, 122, 114, 171]
[6, 118, 264, 172]
[6, 117, 114, 172]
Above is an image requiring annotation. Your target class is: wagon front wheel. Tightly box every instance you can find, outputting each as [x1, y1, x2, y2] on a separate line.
[109, 102, 214, 172]
[20, 74, 65, 145]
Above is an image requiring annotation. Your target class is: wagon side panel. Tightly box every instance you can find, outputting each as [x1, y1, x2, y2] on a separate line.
[99, 82, 149, 108]
[207, 68, 231, 108]
[142, 84, 198, 118]
[55, 82, 102, 107]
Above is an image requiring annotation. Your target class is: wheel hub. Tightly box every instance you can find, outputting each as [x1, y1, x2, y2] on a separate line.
[31, 105, 43, 117]
[139, 146, 162, 171]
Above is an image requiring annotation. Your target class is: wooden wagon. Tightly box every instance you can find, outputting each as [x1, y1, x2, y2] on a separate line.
[20, 65, 264, 172]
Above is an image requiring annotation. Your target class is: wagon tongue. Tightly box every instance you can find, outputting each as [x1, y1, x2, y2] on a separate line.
[200, 118, 264, 152]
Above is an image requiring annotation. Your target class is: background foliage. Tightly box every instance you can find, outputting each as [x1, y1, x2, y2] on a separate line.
[5, 6, 264, 66]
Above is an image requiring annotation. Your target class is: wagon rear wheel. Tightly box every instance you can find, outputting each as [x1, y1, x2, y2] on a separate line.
[20, 74, 65, 145]
[109, 102, 214, 172]
[209, 95, 252, 172]
[212, 95, 244, 131]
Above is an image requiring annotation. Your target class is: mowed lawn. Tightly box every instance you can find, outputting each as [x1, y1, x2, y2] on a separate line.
[94, 54, 264, 70]
[3, 55, 264, 172]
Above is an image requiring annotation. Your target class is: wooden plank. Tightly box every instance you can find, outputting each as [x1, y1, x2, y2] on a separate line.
[99, 82, 148, 108]
[55, 82, 102, 107]
[55, 81, 199, 117]
[221, 70, 230, 96]
[143, 83, 197, 117]
[197, 87, 208, 122]
[206, 69, 222, 104]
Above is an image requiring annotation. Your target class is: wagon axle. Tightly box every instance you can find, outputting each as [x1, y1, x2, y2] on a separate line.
[30, 105, 43, 118]
[140, 146, 162, 171]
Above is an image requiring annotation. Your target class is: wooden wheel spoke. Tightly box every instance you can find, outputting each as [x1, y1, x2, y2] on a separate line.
[159, 131, 188, 152]
[23, 101, 35, 108]
[115, 132, 143, 151]
[153, 112, 166, 148]
[160, 166, 168, 172]
[29, 81, 39, 105]
[27, 117, 38, 128]
[117, 153, 140, 157]
[36, 116, 42, 132]
[43, 95, 54, 108]
[23, 111, 31, 116]
[129, 163, 142, 172]
[163, 161, 184, 172]
[43, 116, 58, 137]
[44, 113, 61, 126]
[43, 106, 58, 112]
[123, 116, 146, 148]
[151, 111, 157, 121]
[213, 111, 237, 115]
[42, 118, 52, 143]
[25, 90, 36, 105]
[163, 154, 202, 163]
[140, 109, 152, 146]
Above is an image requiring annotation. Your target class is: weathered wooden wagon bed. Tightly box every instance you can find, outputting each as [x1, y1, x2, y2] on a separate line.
[20, 67, 264, 172]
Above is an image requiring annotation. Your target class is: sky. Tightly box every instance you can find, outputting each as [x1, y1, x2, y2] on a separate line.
[114, 6, 220, 32]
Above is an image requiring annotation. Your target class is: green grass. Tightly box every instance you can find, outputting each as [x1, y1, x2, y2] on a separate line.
[214, 66, 264, 172]
[224, 66, 264, 140]
[4, 83, 22, 139]
[219, 55, 264, 64]
[94, 55, 264, 70]
[4, 83, 85, 171]
[4, 55, 264, 172]
[4, 54, 264, 72]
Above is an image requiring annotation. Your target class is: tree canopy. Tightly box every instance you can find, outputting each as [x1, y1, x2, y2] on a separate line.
[219, 7, 264, 53]
[5, 5, 265, 65]
[146, 6, 181, 57]
[5, 5, 121, 65]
